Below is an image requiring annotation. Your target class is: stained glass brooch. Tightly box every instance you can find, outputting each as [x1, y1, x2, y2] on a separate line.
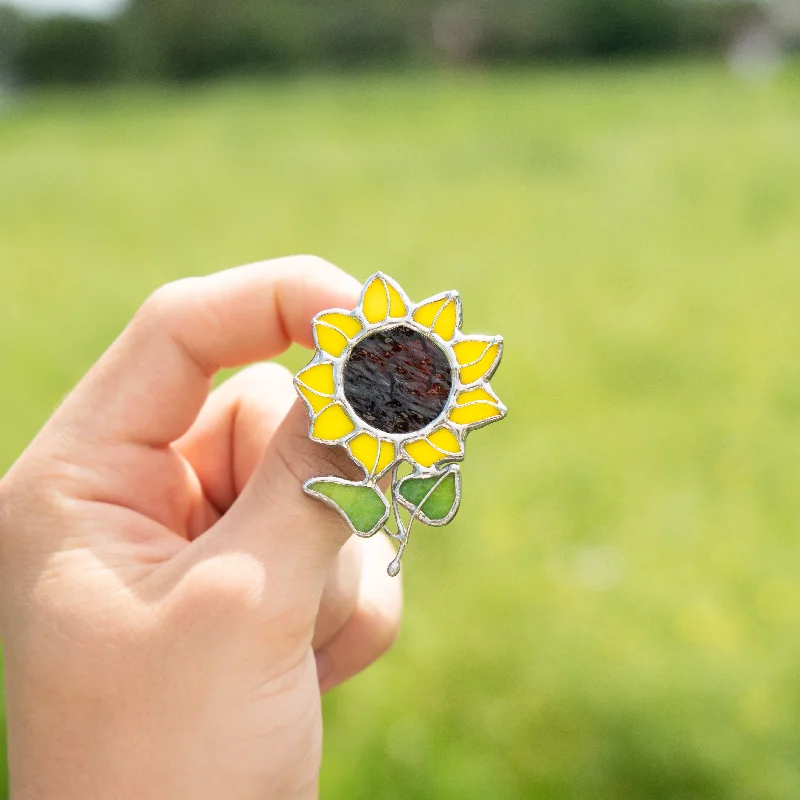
[294, 273, 506, 576]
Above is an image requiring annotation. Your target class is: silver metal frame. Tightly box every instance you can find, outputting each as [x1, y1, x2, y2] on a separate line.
[294, 272, 506, 575]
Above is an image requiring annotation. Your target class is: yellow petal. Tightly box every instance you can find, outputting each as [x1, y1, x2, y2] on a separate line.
[404, 427, 462, 469]
[348, 433, 396, 476]
[314, 312, 363, 357]
[453, 339, 502, 384]
[388, 286, 405, 317]
[453, 339, 490, 364]
[362, 279, 385, 323]
[298, 385, 332, 413]
[312, 403, 355, 441]
[296, 363, 335, 411]
[413, 297, 448, 328]
[450, 402, 502, 426]
[296, 363, 335, 394]
[316, 312, 363, 338]
[376, 440, 395, 474]
[362, 274, 407, 324]
[316, 326, 349, 358]
[449, 386, 504, 425]
[404, 439, 443, 469]
[428, 427, 461, 454]
[456, 387, 495, 404]
[433, 299, 457, 341]
[461, 345, 499, 383]
[348, 432, 379, 474]
[413, 294, 459, 341]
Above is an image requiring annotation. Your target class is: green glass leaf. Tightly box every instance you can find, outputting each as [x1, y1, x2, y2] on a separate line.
[397, 467, 460, 525]
[305, 478, 389, 537]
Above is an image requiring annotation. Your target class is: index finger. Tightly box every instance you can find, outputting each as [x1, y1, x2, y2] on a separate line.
[55, 256, 360, 447]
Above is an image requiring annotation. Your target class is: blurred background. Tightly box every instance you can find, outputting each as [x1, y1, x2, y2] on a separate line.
[2, 0, 800, 798]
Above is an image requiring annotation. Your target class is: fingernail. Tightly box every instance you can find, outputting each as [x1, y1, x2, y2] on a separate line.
[315, 651, 332, 685]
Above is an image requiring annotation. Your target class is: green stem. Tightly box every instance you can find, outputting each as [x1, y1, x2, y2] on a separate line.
[387, 463, 408, 576]
[387, 469, 452, 575]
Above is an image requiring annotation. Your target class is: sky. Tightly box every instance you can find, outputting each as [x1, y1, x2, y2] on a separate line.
[2, 0, 123, 16]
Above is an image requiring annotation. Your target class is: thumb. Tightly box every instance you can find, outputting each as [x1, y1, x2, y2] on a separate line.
[200, 399, 366, 601]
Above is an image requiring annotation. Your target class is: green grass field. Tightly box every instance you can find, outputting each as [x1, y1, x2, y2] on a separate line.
[2, 62, 800, 799]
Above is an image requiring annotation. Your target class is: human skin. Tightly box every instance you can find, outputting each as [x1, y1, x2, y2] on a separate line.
[0, 256, 403, 799]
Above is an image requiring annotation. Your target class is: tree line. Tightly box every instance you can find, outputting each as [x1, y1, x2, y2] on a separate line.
[0, 0, 774, 85]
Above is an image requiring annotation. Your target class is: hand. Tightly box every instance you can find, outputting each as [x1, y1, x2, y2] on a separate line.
[0, 257, 403, 800]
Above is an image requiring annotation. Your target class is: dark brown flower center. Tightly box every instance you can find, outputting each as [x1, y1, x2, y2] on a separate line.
[342, 325, 452, 435]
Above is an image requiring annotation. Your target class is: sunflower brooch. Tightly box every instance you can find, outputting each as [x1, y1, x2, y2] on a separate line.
[294, 273, 506, 576]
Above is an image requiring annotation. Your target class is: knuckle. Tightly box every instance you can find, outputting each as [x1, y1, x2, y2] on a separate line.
[283, 254, 338, 275]
[235, 361, 293, 390]
[134, 277, 219, 374]
[273, 254, 356, 294]
[136, 277, 202, 327]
